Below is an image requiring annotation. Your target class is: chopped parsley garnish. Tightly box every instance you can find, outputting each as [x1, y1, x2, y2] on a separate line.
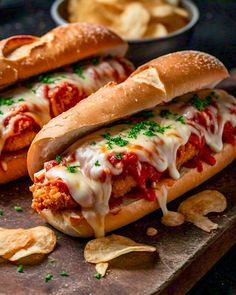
[116, 153, 122, 160]
[0, 96, 25, 112]
[14, 206, 23, 212]
[56, 154, 62, 163]
[38, 74, 66, 84]
[0, 209, 3, 216]
[73, 64, 85, 79]
[160, 109, 172, 118]
[60, 271, 69, 277]
[95, 160, 101, 167]
[159, 109, 185, 124]
[95, 272, 101, 280]
[187, 92, 216, 111]
[112, 136, 128, 147]
[176, 116, 185, 124]
[0, 97, 15, 107]
[128, 120, 171, 139]
[102, 132, 129, 149]
[91, 57, 100, 65]
[128, 121, 145, 139]
[17, 265, 24, 273]
[143, 130, 156, 137]
[66, 165, 79, 173]
[45, 274, 53, 283]
[90, 141, 96, 146]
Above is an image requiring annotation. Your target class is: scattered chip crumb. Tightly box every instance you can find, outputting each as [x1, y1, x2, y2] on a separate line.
[95, 262, 108, 277]
[146, 227, 158, 236]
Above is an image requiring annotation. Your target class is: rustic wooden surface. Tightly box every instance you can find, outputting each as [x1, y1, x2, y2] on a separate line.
[0, 160, 235, 295]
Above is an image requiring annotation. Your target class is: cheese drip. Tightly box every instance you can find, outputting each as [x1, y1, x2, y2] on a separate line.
[43, 89, 236, 237]
[0, 57, 131, 156]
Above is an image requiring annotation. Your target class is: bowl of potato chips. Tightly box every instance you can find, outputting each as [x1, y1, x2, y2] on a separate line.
[51, 0, 199, 65]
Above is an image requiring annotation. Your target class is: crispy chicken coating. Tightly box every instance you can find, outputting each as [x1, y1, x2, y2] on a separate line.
[31, 143, 198, 212]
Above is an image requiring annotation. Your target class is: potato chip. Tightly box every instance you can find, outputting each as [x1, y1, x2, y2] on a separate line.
[16, 253, 46, 265]
[150, 4, 175, 18]
[174, 7, 189, 18]
[165, 0, 179, 6]
[95, 262, 109, 277]
[0, 229, 32, 259]
[9, 226, 56, 261]
[178, 190, 227, 232]
[113, 2, 150, 39]
[84, 234, 156, 263]
[145, 23, 168, 38]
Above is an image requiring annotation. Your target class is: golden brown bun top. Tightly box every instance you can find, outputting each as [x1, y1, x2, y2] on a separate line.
[27, 51, 229, 178]
[0, 22, 128, 89]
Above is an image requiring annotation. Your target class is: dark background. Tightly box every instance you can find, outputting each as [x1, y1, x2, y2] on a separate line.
[0, 1, 235, 294]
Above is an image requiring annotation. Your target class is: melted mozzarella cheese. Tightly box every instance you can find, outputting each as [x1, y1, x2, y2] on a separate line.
[42, 89, 236, 237]
[0, 57, 130, 156]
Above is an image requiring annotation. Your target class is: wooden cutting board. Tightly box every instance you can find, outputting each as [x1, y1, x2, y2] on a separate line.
[0, 160, 235, 295]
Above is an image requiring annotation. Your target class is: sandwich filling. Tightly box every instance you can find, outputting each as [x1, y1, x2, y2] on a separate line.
[0, 56, 133, 170]
[31, 89, 236, 237]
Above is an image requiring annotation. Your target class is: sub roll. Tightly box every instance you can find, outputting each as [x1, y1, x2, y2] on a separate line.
[0, 23, 134, 184]
[28, 51, 236, 238]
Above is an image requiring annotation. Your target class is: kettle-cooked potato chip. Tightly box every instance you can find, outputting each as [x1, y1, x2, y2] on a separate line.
[84, 234, 156, 263]
[113, 2, 150, 39]
[0, 229, 32, 259]
[9, 226, 56, 261]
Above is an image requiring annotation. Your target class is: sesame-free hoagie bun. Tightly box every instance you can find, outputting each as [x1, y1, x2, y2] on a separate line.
[0, 23, 128, 89]
[39, 144, 236, 237]
[0, 23, 132, 185]
[28, 51, 229, 178]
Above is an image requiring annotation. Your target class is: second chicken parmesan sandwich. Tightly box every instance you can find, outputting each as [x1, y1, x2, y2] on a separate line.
[0, 22, 133, 184]
[28, 51, 236, 238]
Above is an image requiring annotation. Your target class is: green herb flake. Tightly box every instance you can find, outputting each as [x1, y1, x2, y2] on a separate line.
[95, 160, 101, 167]
[116, 153, 122, 160]
[112, 136, 128, 147]
[56, 154, 62, 164]
[45, 274, 53, 283]
[102, 133, 112, 140]
[38, 74, 66, 84]
[143, 130, 156, 137]
[176, 116, 185, 124]
[14, 206, 23, 212]
[66, 165, 79, 173]
[91, 57, 100, 65]
[60, 271, 69, 277]
[95, 272, 101, 280]
[17, 265, 24, 273]
[0, 111, 3, 115]
[18, 98, 25, 102]
[187, 93, 214, 111]
[159, 109, 171, 118]
[0, 209, 4, 216]
[0, 97, 15, 107]
[90, 141, 96, 146]
[73, 65, 85, 79]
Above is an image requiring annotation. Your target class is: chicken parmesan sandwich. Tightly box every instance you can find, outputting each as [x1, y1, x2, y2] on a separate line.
[28, 51, 236, 238]
[0, 23, 133, 184]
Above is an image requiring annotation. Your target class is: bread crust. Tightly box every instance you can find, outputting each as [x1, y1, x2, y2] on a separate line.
[27, 51, 229, 178]
[0, 23, 128, 89]
[40, 144, 236, 237]
[0, 149, 28, 184]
